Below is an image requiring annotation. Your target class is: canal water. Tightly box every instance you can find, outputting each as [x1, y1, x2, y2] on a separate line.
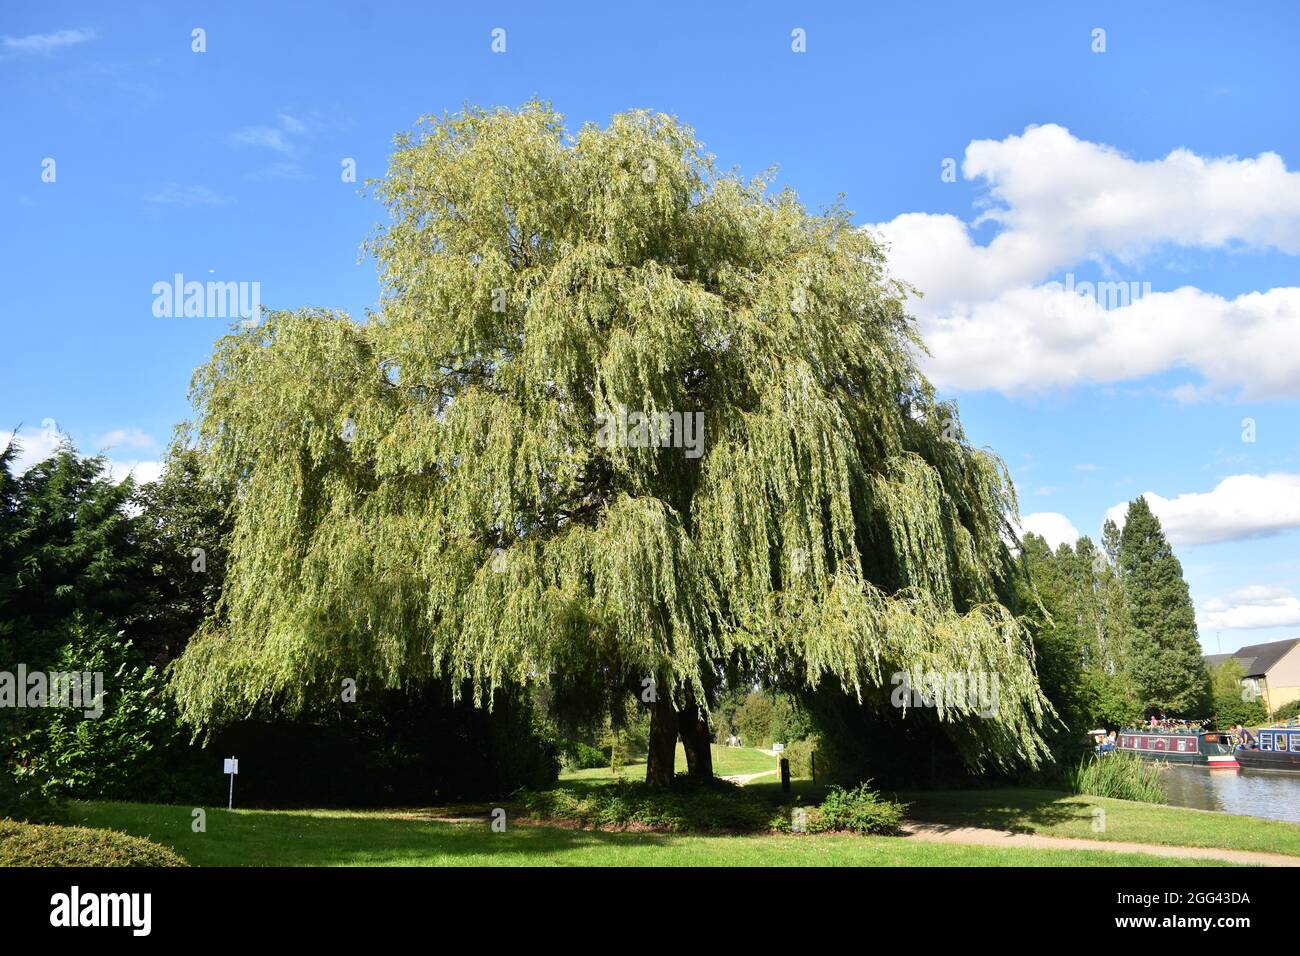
[1159, 766, 1300, 823]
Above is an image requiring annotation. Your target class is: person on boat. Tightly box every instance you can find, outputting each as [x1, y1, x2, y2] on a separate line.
[1235, 724, 1257, 750]
[1099, 731, 1117, 753]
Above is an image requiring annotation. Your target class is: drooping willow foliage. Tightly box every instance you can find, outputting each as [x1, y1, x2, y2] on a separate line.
[171, 102, 1051, 771]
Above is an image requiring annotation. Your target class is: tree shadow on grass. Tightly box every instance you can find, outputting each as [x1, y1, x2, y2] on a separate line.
[898, 788, 1089, 833]
[72, 801, 687, 866]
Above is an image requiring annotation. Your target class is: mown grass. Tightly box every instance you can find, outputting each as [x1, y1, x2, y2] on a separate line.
[559, 744, 779, 782]
[900, 788, 1300, 857]
[59, 800, 1217, 867]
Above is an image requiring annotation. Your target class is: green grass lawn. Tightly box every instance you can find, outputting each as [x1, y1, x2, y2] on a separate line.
[900, 788, 1300, 858]
[560, 744, 782, 783]
[41, 754, 1292, 867]
[62, 800, 1219, 867]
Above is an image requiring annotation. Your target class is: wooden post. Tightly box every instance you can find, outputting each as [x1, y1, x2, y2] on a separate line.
[811, 750, 817, 783]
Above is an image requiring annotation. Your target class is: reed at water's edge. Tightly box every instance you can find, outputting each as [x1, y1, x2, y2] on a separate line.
[1066, 752, 1169, 804]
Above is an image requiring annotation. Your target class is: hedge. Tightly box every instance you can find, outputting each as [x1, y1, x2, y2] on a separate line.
[0, 819, 188, 867]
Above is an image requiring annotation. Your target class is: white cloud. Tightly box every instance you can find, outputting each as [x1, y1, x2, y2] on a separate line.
[231, 113, 313, 155]
[1, 423, 65, 473]
[146, 183, 231, 207]
[232, 126, 292, 154]
[94, 428, 158, 452]
[2, 27, 96, 57]
[1199, 585, 1300, 631]
[244, 162, 309, 182]
[276, 113, 307, 135]
[2, 424, 161, 486]
[1016, 511, 1081, 550]
[104, 458, 163, 485]
[871, 124, 1300, 397]
[1106, 474, 1300, 546]
[919, 285, 1300, 399]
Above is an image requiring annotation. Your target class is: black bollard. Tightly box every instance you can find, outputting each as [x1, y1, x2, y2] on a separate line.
[780, 757, 791, 792]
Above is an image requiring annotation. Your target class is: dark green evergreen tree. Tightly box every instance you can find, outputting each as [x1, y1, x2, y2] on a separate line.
[131, 447, 234, 664]
[0, 440, 147, 815]
[1117, 497, 1210, 716]
[1013, 533, 1139, 759]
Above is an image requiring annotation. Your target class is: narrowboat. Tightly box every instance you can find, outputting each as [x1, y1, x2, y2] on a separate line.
[1236, 726, 1300, 773]
[1115, 729, 1239, 768]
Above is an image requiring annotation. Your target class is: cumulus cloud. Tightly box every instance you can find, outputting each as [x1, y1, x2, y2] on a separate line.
[920, 285, 1300, 399]
[1015, 511, 1081, 550]
[2, 424, 161, 486]
[871, 124, 1300, 397]
[1, 423, 66, 473]
[104, 458, 163, 485]
[1199, 585, 1300, 631]
[1106, 474, 1300, 546]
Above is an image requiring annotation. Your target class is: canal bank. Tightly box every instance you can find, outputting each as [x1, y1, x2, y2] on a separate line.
[900, 787, 1300, 860]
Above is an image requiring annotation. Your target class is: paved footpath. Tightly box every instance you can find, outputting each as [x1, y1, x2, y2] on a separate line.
[722, 769, 777, 785]
[901, 821, 1300, 866]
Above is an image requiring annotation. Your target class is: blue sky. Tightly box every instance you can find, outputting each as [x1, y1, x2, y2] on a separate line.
[3, 1, 1299, 654]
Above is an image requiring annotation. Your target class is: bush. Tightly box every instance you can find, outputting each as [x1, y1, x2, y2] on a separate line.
[1211, 692, 1268, 730]
[781, 739, 819, 778]
[0, 819, 188, 867]
[1066, 752, 1167, 803]
[1271, 699, 1300, 722]
[733, 692, 773, 748]
[805, 783, 907, 835]
[558, 740, 609, 770]
[0, 765, 53, 823]
[769, 695, 814, 746]
[22, 621, 200, 803]
[518, 778, 780, 833]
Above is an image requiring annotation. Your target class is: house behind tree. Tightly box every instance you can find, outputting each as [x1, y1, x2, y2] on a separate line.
[1204, 638, 1300, 714]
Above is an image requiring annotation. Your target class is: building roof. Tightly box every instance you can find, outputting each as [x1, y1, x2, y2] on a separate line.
[1203, 638, 1300, 677]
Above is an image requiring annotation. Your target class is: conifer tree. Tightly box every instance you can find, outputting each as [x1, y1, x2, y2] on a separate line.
[1117, 497, 1210, 716]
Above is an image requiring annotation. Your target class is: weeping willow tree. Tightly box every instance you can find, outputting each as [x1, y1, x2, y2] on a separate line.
[171, 101, 1051, 788]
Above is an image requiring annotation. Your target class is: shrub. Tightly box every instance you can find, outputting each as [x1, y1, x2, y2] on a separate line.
[781, 739, 819, 778]
[806, 783, 907, 835]
[0, 766, 53, 823]
[1066, 752, 1167, 803]
[518, 778, 778, 833]
[1211, 692, 1268, 730]
[733, 692, 773, 748]
[558, 740, 608, 770]
[1271, 699, 1300, 723]
[0, 819, 188, 867]
[769, 695, 814, 746]
[24, 621, 197, 803]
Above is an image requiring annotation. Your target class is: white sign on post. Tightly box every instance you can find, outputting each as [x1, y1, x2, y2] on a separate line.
[772, 743, 785, 753]
[224, 756, 239, 810]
